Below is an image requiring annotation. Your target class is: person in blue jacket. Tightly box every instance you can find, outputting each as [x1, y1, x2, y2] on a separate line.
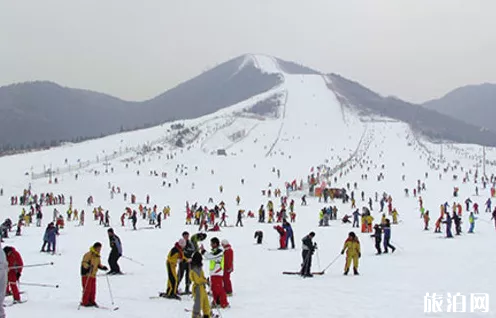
[352, 209, 361, 228]
[381, 219, 396, 253]
[41, 222, 59, 253]
[107, 228, 123, 274]
[283, 220, 295, 249]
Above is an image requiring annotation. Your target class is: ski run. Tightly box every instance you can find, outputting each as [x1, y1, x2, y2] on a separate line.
[0, 58, 495, 318]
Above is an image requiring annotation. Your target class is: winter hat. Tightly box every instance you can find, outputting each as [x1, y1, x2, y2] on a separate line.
[221, 239, 229, 246]
[178, 239, 187, 248]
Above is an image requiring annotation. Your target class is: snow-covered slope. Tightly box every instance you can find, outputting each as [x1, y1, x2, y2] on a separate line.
[0, 55, 495, 318]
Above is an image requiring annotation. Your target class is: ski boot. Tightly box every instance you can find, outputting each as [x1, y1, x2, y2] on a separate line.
[353, 268, 359, 275]
[343, 269, 349, 276]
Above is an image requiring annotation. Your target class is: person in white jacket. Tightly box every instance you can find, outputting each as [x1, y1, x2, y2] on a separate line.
[0, 241, 8, 318]
[201, 237, 229, 308]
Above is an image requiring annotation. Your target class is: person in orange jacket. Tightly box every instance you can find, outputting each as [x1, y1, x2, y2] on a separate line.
[221, 239, 234, 296]
[4, 246, 23, 302]
[341, 232, 360, 275]
[80, 242, 108, 307]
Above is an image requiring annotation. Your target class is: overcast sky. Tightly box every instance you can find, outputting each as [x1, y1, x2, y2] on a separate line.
[1, 0, 495, 103]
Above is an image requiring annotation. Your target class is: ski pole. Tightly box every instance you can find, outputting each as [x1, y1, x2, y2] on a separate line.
[321, 253, 341, 273]
[105, 274, 116, 306]
[316, 250, 321, 271]
[9, 262, 54, 270]
[121, 255, 145, 266]
[21, 282, 59, 288]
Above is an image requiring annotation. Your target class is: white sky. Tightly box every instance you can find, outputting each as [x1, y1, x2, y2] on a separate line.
[1, 0, 495, 103]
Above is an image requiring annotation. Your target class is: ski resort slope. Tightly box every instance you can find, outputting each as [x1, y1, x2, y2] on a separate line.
[1, 57, 496, 318]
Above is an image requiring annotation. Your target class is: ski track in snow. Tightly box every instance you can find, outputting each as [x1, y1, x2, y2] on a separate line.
[1, 72, 496, 318]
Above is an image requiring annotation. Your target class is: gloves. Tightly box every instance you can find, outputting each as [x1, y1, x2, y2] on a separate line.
[341, 250, 344, 255]
[358, 252, 361, 258]
[16, 272, 21, 280]
[102, 266, 109, 271]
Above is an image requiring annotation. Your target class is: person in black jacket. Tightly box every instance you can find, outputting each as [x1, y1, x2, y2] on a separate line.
[300, 232, 316, 277]
[178, 231, 195, 294]
[107, 228, 123, 274]
[371, 224, 382, 255]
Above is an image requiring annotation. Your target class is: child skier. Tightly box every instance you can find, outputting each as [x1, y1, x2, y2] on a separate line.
[189, 252, 212, 318]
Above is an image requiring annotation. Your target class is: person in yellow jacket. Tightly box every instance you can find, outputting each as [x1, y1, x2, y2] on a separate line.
[341, 232, 361, 275]
[392, 209, 399, 224]
[160, 239, 190, 299]
[189, 252, 212, 318]
[80, 242, 108, 307]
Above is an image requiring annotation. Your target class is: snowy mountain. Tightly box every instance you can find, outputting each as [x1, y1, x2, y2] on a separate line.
[0, 55, 281, 151]
[3, 53, 496, 154]
[423, 83, 496, 132]
[1, 55, 496, 318]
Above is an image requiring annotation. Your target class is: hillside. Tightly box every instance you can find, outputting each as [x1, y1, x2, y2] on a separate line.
[0, 55, 281, 151]
[423, 83, 496, 132]
[1, 54, 495, 153]
[328, 74, 496, 147]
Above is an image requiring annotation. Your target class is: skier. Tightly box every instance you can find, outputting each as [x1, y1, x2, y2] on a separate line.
[107, 229, 123, 275]
[191, 233, 208, 252]
[0, 241, 6, 316]
[300, 232, 316, 277]
[254, 230, 263, 244]
[468, 212, 477, 233]
[80, 242, 108, 307]
[202, 237, 229, 308]
[381, 219, 396, 253]
[443, 213, 453, 238]
[4, 246, 23, 303]
[423, 211, 430, 230]
[221, 239, 234, 296]
[341, 232, 360, 275]
[235, 210, 244, 227]
[371, 224, 382, 255]
[274, 225, 287, 249]
[282, 220, 295, 249]
[178, 232, 195, 295]
[43, 222, 59, 254]
[189, 252, 212, 318]
[453, 212, 462, 235]
[491, 208, 496, 229]
[486, 199, 492, 213]
[161, 239, 188, 299]
[352, 209, 361, 228]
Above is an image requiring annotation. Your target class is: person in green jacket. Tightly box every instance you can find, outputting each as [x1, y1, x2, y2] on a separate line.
[191, 233, 207, 252]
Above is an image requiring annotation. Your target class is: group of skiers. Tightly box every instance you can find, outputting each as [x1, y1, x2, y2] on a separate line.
[162, 231, 234, 317]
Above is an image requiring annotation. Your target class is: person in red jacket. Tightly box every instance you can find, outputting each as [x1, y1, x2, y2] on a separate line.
[274, 225, 287, 249]
[4, 246, 23, 302]
[221, 239, 234, 296]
